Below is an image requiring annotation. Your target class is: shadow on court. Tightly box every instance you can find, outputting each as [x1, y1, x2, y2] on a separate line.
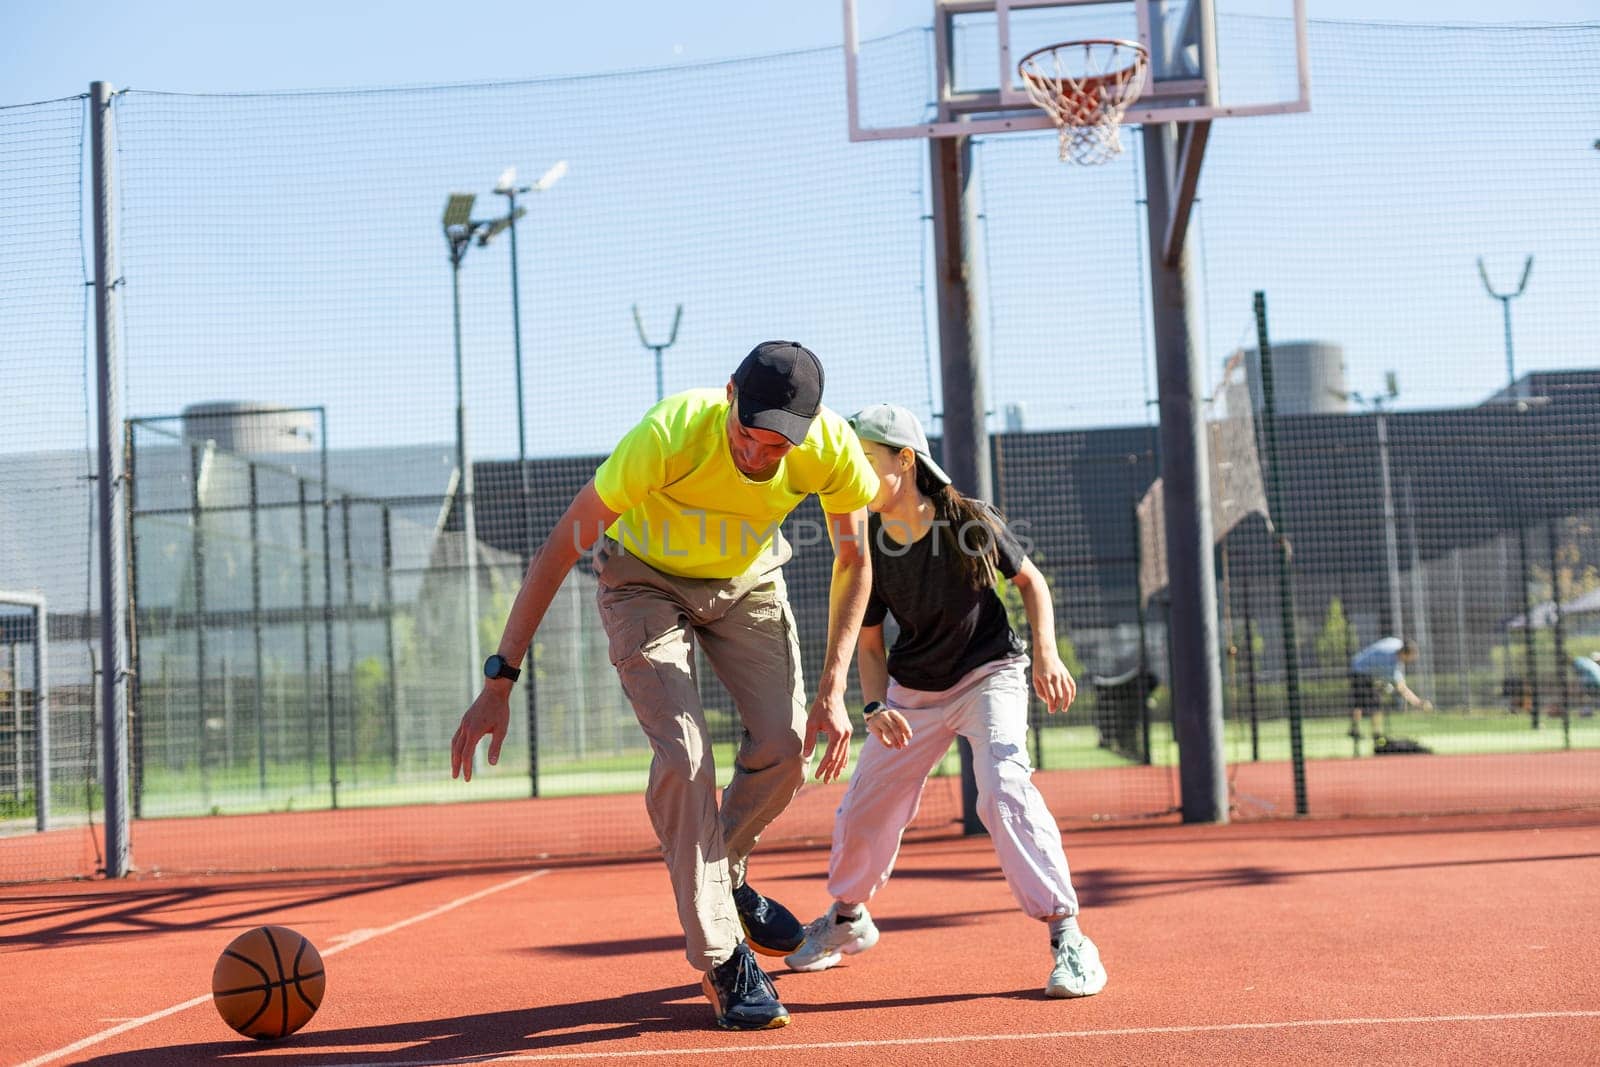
[531, 905, 1018, 959]
[1074, 851, 1600, 908]
[71, 980, 1046, 1065]
[0, 876, 427, 950]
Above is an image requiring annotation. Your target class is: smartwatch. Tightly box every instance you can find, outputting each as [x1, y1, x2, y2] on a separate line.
[863, 700, 886, 721]
[483, 654, 521, 683]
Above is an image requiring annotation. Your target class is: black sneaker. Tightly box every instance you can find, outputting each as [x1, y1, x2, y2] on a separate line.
[733, 882, 805, 957]
[700, 943, 791, 1030]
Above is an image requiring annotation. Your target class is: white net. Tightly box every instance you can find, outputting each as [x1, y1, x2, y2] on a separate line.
[1139, 353, 1271, 604]
[1017, 39, 1150, 165]
[1209, 352, 1271, 543]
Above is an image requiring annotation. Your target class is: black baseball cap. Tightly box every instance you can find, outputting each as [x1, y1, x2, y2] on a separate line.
[731, 340, 825, 445]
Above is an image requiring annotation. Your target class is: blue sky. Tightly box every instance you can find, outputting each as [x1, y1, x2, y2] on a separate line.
[5, 0, 1595, 104]
[2, 2, 1597, 461]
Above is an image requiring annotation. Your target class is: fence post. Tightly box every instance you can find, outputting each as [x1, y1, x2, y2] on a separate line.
[1253, 292, 1308, 816]
[382, 505, 400, 778]
[190, 443, 209, 779]
[1131, 499, 1153, 765]
[35, 604, 49, 832]
[298, 480, 316, 787]
[1548, 522, 1571, 749]
[320, 456, 339, 808]
[9, 643, 21, 817]
[249, 462, 267, 794]
[90, 81, 131, 875]
[341, 494, 356, 786]
[125, 420, 144, 818]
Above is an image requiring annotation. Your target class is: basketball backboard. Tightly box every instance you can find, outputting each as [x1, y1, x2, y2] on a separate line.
[843, 0, 1309, 142]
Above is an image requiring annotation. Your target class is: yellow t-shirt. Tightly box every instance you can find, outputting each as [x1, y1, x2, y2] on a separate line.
[592, 389, 879, 579]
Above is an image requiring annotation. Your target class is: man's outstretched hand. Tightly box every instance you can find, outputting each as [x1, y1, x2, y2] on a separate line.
[804, 690, 853, 783]
[451, 684, 511, 782]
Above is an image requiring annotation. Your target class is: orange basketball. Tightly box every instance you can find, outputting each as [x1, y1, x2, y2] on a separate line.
[211, 925, 325, 1041]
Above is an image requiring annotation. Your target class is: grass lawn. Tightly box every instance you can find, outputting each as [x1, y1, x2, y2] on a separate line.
[16, 708, 1594, 823]
[1037, 708, 1600, 770]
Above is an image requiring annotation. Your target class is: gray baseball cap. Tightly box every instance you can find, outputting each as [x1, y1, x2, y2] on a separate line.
[849, 403, 952, 487]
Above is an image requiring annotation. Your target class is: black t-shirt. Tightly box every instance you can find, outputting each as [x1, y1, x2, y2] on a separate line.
[862, 504, 1027, 692]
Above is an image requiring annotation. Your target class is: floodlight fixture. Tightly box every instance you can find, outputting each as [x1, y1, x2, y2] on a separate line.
[442, 193, 476, 231]
[534, 160, 568, 192]
[478, 207, 526, 246]
[493, 160, 569, 196]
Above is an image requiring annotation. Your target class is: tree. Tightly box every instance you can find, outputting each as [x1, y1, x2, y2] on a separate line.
[999, 566, 1084, 680]
[1315, 597, 1355, 671]
[1531, 516, 1600, 604]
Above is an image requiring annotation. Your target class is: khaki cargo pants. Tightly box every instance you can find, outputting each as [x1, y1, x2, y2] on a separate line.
[593, 537, 808, 971]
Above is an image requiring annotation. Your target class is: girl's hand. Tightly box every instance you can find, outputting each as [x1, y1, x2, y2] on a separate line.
[1035, 655, 1077, 714]
[866, 706, 913, 749]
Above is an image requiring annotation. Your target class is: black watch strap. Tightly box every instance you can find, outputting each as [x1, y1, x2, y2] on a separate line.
[484, 654, 521, 682]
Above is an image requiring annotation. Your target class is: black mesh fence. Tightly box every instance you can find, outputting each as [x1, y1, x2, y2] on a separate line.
[2, 17, 1598, 879]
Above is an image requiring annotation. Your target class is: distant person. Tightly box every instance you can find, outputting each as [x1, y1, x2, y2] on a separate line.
[784, 404, 1106, 1000]
[449, 341, 880, 1031]
[1349, 637, 1431, 753]
[1502, 674, 1534, 716]
[1572, 654, 1600, 717]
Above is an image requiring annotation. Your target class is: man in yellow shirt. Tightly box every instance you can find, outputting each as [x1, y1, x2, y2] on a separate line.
[450, 341, 878, 1030]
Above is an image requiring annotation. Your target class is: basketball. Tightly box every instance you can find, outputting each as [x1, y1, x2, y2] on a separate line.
[211, 925, 325, 1041]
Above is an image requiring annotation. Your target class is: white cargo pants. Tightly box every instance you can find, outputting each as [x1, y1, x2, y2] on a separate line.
[826, 656, 1080, 920]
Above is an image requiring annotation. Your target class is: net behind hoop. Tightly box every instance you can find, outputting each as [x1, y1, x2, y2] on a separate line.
[1017, 39, 1150, 165]
[1138, 352, 1271, 605]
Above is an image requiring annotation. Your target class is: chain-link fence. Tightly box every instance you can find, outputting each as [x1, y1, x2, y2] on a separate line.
[3, 17, 1599, 880]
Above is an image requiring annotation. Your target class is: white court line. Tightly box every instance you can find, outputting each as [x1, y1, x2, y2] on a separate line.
[13, 870, 546, 1067]
[312, 1011, 1600, 1066]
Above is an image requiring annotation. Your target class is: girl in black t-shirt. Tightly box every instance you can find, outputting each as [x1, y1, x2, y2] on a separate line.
[784, 403, 1107, 999]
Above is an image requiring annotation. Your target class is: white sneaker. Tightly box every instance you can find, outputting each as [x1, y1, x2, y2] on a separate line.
[1045, 935, 1107, 998]
[784, 903, 880, 972]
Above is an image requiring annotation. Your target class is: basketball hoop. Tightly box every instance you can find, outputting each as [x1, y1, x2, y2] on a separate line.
[1017, 39, 1150, 165]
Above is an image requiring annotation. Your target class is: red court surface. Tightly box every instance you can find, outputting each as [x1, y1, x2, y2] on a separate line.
[12, 751, 1599, 881]
[5, 809, 1599, 1066]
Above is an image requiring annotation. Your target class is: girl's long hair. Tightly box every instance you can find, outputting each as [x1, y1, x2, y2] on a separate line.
[914, 461, 1002, 590]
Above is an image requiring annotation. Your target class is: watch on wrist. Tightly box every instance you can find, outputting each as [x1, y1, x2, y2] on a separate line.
[863, 700, 886, 721]
[483, 654, 521, 683]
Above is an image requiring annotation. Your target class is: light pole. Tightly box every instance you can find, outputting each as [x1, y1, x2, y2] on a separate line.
[490, 159, 565, 797]
[1373, 396, 1403, 643]
[1338, 374, 1404, 641]
[492, 161, 566, 472]
[442, 193, 499, 725]
[632, 304, 683, 403]
[1478, 255, 1539, 727]
[1477, 256, 1533, 390]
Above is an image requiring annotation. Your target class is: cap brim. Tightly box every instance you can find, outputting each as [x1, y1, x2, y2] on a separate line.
[741, 406, 815, 446]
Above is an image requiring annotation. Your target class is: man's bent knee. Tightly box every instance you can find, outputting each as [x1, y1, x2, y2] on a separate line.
[739, 722, 806, 770]
[652, 728, 717, 788]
